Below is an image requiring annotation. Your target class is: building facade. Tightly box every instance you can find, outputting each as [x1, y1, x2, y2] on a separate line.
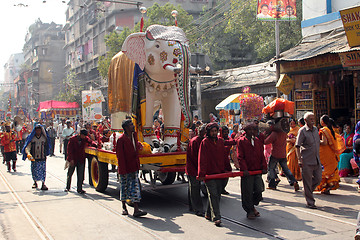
[22, 20, 65, 116]
[301, 0, 360, 40]
[3, 53, 24, 93]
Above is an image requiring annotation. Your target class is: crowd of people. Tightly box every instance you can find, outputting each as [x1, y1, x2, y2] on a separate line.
[2, 112, 360, 229]
[185, 112, 360, 227]
[0, 116, 112, 193]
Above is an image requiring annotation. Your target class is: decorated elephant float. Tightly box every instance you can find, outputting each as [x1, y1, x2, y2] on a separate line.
[107, 24, 200, 152]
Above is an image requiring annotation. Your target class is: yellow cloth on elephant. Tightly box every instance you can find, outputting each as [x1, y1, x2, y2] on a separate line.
[316, 127, 343, 193]
[108, 51, 135, 114]
[286, 126, 302, 181]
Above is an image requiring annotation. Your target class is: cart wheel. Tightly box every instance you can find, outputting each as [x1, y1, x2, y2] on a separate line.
[157, 172, 176, 185]
[91, 157, 108, 192]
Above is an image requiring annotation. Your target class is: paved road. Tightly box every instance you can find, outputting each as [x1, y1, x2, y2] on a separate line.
[0, 141, 358, 240]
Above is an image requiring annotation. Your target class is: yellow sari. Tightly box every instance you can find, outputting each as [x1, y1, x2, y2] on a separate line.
[316, 127, 345, 193]
[286, 126, 302, 181]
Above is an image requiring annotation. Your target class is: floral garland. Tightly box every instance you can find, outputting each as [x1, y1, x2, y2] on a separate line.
[238, 93, 264, 120]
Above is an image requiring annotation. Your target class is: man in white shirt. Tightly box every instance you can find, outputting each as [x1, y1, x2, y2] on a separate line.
[62, 120, 74, 160]
[57, 119, 66, 153]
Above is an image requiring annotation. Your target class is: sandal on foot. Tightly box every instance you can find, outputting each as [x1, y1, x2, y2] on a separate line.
[32, 183, 38, 189]
[41, 185, 48, 191]
[214, 220, 222, 226]
[247, 213, 256, 220]
[122, 209, 128, 215]
[133, 210, 147, 218]
[254, 208, 260, 217]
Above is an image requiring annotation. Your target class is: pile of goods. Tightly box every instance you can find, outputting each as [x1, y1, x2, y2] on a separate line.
[262, 98, 295, 133]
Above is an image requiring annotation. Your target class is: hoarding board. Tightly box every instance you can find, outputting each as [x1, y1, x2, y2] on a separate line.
[82, 90, 105, 121]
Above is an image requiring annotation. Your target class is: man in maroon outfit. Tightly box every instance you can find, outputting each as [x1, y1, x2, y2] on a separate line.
[186, 125, 206, 216]
[116, 119, 147, 218]
[198, 123, 232, 226]
[65, 129, 97, 194]
[237, 122, 267, 219]
[219, 125, 236, 195]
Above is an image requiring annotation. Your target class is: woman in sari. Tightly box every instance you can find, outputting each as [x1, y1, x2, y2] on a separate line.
[286, 119, 301, 181]
[338, 124, 354, 177]
[316, 115, 345, 194]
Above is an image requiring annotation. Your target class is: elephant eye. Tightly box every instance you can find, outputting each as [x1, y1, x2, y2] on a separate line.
[155, 44, 160, 48]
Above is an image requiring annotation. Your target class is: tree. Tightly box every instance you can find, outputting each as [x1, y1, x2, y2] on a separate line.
[97, 3, 195, 79]
[225, 0, 302, 62]
[56, 70, 83, 105]
[188, 0, 302, 70]
[97, 27, 132, 79]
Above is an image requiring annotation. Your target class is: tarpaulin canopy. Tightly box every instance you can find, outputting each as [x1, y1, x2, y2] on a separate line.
[37, 100, 80, 112]
[215, 94, 241, 110]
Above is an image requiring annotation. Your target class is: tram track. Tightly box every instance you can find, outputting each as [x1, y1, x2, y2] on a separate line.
[2, 163, 356, 240]
[47, 170, 358, 239]
[46, 170, 164, 240]
[49, 168, 285, 239]
[0, 168, 54, 240]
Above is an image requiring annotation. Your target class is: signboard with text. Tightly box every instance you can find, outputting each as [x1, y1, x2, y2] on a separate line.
[338, 50, 360, 69]
[280, 54, 342, 74]
[257, 0, 297, 21]
[82, 90, 105, 121]
[340, 6, 360, 47]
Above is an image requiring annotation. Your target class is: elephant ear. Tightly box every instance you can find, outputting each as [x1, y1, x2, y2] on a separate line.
[122, 32, 146, 70]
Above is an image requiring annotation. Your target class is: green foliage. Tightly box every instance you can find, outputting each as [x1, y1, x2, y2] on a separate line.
[56, 70, 83, 105]
[98, 28, 131, 79]
[135, 3, 194, 31]
[188, 0, 302, 70]
[225, 0, 302, 62]
[97, 3, 195, 79]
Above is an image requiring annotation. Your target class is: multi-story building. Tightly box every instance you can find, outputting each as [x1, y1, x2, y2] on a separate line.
[301, 0, 360, 40]
[3, 53, 24, 93]
[63, 0, 216, 114]
[22, 20, 65, 116]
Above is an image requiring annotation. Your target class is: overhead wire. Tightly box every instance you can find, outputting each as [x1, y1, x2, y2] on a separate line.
[188, 0, 252, 45]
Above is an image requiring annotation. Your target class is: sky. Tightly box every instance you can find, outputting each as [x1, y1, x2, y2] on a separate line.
[0, 0, 68, 81]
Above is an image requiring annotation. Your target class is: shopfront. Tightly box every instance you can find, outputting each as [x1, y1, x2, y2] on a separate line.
[277, 32, 360, 127]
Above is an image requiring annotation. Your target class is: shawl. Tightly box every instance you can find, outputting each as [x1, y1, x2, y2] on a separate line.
[21, 124, 51, 160]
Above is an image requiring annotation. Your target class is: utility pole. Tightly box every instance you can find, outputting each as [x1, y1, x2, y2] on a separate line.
[275, 19, 281, 98]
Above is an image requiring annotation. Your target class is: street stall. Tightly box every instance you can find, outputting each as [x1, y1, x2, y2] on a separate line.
[215, 93, 242, 127]
[37, 100, 80, 120]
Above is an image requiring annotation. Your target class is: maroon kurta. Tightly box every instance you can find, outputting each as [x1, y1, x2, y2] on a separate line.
[237, 135, 267, 172]
[264, 131, 287, 159]
[67, 135, 96, 164]
[220, 137, 236, 159]
[116, 133, 141, 175]
[198, 137, 232, 178]
[186, 136, 203, 176]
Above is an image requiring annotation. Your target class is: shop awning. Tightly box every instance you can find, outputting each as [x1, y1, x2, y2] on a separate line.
[215, 94, 241, 110]
[277, 31, 355, 62]
[37, 100, 80, 112]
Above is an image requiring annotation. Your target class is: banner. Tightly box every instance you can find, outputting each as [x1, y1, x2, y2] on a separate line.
[340, 6, 360, 47]
[82, 90, 105, 121]
[257, 0, 297, 21]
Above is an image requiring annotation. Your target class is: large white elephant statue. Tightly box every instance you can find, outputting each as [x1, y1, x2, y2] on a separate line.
[120, 24, 198, 149]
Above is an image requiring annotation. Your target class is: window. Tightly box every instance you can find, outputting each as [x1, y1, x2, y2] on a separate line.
[42, 48, 48, 56]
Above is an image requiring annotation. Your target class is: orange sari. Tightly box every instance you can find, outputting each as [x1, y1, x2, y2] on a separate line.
[286, 126, 302, 181]
[316, 127, 345, 192]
